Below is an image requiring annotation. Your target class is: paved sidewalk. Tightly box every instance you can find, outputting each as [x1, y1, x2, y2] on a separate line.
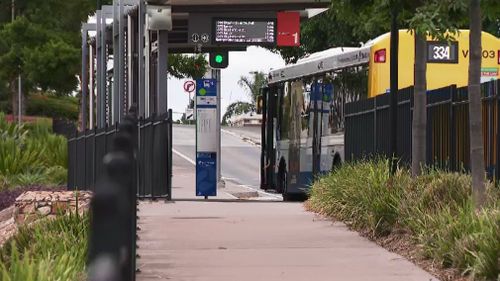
[136, 159, 438, 281]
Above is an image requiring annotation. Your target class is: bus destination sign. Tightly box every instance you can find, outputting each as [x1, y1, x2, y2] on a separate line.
[214, 18, 276, 45]
[427, 41, 459, 63]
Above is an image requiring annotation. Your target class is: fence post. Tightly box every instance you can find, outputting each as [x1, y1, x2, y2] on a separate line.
[373, 97, 377, 155]
[167, 109, 173, 200]
[450, 85, 457, 172]
[496, 80, 500, 182]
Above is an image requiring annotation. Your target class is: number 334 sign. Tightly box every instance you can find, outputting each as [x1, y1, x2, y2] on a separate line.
[427, 41, 458, 63]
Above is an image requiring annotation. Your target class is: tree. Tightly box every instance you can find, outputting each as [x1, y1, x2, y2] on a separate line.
[0, 0, 207, 122]
[468, 0, 486, 208]
[222, 101, 254, 126]
[238, 71, 267, 104]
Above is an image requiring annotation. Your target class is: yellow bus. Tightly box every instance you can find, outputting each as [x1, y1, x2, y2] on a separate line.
[269, 29, 499, 98]
[368, 29, 500, 97]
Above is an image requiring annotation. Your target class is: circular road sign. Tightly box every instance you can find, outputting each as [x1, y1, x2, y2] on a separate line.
[184, 80, 196, 93]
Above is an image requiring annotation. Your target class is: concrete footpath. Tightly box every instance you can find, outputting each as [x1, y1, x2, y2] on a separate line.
[136, 157, 437, 281]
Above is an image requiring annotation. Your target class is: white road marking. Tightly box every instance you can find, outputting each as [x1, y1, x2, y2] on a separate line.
[172, 148, 196, 166]
[172, 148, 242, 200]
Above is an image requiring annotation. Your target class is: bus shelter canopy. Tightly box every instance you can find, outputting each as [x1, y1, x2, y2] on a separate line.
[149, 0, 330, 11]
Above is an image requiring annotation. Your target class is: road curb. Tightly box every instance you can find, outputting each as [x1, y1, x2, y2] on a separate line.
[221, 129, 261, 147]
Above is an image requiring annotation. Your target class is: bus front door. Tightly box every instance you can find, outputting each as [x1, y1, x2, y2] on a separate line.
[261, 86, 277, 190]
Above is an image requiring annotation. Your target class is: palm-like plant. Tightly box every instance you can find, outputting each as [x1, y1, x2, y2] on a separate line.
[237, 71, 267, 104]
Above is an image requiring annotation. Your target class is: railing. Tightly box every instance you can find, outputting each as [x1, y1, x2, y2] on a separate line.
[67, 110, 173, 199]
[69, 109, 173, 280]
[345, 80, 500, 179]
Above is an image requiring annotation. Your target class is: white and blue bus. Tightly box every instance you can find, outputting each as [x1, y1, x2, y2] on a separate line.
[260, 47, 370, 200]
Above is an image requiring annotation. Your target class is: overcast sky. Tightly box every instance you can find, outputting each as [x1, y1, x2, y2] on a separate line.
[168, 46, 286, 120]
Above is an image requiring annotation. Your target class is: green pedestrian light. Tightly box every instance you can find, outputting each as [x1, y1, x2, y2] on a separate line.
[209, 51, 229, 69]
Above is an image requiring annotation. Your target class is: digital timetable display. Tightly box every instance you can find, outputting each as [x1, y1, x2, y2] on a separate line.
[214, 18, 276, 45]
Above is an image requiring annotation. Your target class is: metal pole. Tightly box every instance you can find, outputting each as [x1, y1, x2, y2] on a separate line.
[138, 0, 145, 118]
[90, 44, 95, 130]
[127, 14, 133, 109]
[157, 30, 168, 114]
[96, 10, 102, 128]
[113, 0, 119, 124]
[18, 75, 21, 124]
[82, 28, 89, 130]
[100, 10, 108, 127]
[215, 69, 222, 183]
[389, 2, 399, 174]
[144, 28, 150, 117]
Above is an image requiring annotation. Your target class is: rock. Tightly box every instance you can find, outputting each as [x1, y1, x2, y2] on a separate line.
[37, 206, 51, 216]
[13, 190, 93, 226]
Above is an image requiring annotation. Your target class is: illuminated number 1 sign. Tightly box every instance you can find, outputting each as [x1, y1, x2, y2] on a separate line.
[277, 12, 300, 47]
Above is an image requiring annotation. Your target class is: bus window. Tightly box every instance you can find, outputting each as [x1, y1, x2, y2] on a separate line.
[280, 82, 291, 140]
[291, 81, 304, 143]
[300, 84, 310, 139]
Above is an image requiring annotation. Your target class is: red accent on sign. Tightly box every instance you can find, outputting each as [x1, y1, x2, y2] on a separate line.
[277, 12, 300, 47]
[184, 80, 196, 93]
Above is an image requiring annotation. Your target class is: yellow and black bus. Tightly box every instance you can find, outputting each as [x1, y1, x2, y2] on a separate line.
[262, 29, 499, 200]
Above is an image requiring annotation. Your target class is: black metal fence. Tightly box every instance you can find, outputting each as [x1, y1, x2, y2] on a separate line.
[68, 110, 173, 199]
[345, 80, 500, 179]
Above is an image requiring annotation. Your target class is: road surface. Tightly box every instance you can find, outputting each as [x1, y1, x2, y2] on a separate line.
[173, 125, 261, 189]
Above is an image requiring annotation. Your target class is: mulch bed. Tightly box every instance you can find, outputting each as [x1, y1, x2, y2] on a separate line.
[0, 186, 65, 211]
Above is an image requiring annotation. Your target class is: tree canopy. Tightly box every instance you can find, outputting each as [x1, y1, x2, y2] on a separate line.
[0, 0, 207, 99]
[222, 101, 254, 126]
[275, 0, 499, 64]
[238, 71, 267, 104]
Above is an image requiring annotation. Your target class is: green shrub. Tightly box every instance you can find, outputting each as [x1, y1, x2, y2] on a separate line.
[308, 159, 500, 280]
[26, 93, 79, 121]
[0, 113, 68, 187]
[0, 214, 88, 280]
[308, 158, 407, 236]
[44, 166, 67, 185]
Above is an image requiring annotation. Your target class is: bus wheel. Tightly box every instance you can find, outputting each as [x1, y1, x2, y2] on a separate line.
[332, 154, 342, 172]
[277, 158, 288, 199]
[281, 170, 289, 202]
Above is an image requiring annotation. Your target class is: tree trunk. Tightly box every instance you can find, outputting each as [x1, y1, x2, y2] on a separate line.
[468, 0, 486, 209]
[412, 33, 427, 177]
[10, 78, 18, 120]
[10, 76, 25, 123]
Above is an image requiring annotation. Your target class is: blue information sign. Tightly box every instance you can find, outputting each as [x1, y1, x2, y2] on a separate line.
[196, 152, 217, 197]
[196, 78, 218, 197]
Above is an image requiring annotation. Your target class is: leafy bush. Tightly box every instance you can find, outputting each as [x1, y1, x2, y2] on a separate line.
[308, 158, 408, 236]
[308, 159, 500, 280]
[0, 214, 88, 281]
[0, 113, 67, 189]
[26, 93, 79, 121]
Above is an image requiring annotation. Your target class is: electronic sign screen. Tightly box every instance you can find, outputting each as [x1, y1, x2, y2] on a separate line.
[213, 18, 276, 45]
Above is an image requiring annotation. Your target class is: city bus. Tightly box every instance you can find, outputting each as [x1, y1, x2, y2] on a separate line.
[261, 29, 500, 200]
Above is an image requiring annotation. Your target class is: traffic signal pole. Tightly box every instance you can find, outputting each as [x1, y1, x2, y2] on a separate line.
[214, 68, 222, 184]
